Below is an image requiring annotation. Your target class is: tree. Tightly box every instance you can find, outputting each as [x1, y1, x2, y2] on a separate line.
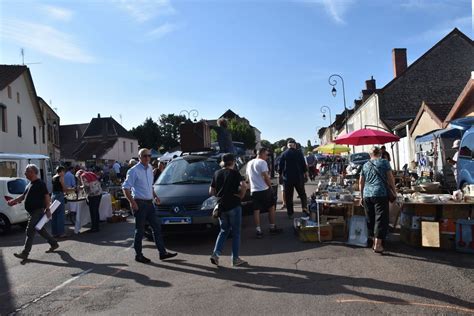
[260, 139, 274, 150]
[158, 114, 188, 151]
[130, 117, 161, 150]
[228, 119, 256, 149]
[273, 139, 288, 151]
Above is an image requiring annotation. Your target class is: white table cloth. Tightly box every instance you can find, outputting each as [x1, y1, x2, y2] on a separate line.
[66, 193, 113, 234]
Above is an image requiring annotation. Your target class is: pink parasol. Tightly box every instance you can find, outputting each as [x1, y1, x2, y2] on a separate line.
[334, 128, 400, 146]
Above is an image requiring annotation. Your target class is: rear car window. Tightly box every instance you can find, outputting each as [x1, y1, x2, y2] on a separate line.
[8, 178, 28, 194]
[459, 133, 474, 159]
[0, 161, 18, 177]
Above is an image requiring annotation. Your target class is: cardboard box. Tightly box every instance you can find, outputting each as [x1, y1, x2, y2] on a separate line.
[421, 221, 440, 248]
[411, 216, 435, 230]
[320, 215, 344, 224]
[400, 212, 412, 229]
[414, 204, 437, 216]
[329, 222, 345, 238]
[442, 205, 471, 219]
[400, 227, 421, 247]
[298, 224, 333, 242]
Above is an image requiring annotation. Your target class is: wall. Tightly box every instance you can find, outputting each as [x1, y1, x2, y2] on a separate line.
[0, 75, 44, 154]
[411, 111, 442, 140]
[102, 137, 139, 163]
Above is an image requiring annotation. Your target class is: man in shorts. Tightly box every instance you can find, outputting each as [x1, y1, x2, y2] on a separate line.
[246, 148, 283, 239]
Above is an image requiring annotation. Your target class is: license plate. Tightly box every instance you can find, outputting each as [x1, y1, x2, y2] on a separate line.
[161, 217, 192, 225]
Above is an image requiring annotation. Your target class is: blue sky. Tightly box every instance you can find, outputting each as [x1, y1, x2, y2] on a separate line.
[1, 0, 472, 144]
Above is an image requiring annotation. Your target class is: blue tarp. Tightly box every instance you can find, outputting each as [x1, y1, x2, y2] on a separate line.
[415, 128, 463, 143]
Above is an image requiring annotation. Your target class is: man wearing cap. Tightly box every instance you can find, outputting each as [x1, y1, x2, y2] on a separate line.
[279, 138, 309, 219]
[123, 148, 177, 264]
[210, 153, 248, 267]
[448, 139, 460, 184]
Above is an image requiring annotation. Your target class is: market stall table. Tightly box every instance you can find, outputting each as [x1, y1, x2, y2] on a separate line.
[66, 193, 113, 234]
[312, 199, 357, 242]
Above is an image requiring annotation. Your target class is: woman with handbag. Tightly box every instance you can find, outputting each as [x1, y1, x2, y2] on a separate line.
[359, 146, 397, 254]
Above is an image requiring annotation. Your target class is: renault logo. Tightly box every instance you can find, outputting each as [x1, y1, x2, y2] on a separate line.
[173, 206, 180, 214]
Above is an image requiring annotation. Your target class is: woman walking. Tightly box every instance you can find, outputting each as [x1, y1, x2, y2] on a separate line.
[359, 146, 396, 254]
[51, 166, 69, 238]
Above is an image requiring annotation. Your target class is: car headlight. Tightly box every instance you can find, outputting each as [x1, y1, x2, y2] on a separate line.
[201, 196, 218, 210]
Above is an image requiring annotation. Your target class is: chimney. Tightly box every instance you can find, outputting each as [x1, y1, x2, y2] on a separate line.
[97, 113, 101, 118]
[365, 76, 376, 91]
[392, 48, 407, 78]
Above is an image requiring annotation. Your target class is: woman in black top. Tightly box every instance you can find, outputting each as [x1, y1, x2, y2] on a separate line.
[51, 166, 68, 238]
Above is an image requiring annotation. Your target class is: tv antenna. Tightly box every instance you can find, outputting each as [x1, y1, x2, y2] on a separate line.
[20, 48, 42, 66]
[119, 114, 123, 124]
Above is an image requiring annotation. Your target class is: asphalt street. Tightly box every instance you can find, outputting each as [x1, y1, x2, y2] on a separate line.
[1, 183, 473, 315]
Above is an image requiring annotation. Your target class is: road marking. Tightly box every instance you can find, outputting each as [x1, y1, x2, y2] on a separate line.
[9, 268, 93, 316]
[337, 299, 474, 314]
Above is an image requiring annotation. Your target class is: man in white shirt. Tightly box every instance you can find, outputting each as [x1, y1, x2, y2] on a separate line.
[246, 148, 283, 239]
[448, 139, 460, 185]
[113, 161, 121, 179]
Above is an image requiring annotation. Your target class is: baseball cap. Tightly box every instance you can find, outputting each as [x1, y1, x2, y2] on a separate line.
[287, 138, 296, 144]
[452, 139, 460, 149]
[222, 153, 235, 163]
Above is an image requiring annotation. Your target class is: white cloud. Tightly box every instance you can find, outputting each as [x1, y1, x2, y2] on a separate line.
[300, 0, 355, 24]
[116, 0, 176, 22]
[146, 22, 180, 39]
[41, 5, 74, 22]
[0, 19, 95, 63]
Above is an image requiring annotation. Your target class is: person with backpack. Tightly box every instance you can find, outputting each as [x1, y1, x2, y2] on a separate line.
[209, 153, 247, 267]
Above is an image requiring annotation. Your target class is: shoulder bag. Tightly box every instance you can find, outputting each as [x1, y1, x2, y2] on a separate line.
[369, 161, 397, 203]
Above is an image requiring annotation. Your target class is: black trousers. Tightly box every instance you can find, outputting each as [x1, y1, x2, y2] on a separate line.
[23, 209, 57, 256]
[363, 196, 389, 239]
[87, 195, 102, 231]
[284, 180, 307, 216]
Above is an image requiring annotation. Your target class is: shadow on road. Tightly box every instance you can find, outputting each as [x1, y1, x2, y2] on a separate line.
[25, 251, 171, 288]
[0, 251, 16, 315]
[153, 260, 474, 311]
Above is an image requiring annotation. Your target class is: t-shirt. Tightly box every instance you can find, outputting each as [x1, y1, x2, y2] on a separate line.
[246, 158, 269, 193]
[80, 172, 102, 197]
[23, 179, 48, 212]
[361, 158, 392, 198]
[211, 168, 242, 211]
[305, 154, 316, 167]
[113, 162, 121, 174]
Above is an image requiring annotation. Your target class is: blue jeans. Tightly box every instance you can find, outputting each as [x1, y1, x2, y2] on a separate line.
[51, 192, 65, 236]
[134, 201, 166, 256]
[212, 206, 242, 260]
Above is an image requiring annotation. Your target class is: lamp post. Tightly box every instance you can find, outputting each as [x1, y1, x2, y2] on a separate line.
[328, 74, 349, 134]
[320, 106, 332, 123]
[179, 109, 199, 122]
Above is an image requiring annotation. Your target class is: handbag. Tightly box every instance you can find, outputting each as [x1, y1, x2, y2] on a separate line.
[369, 161, 397, 203]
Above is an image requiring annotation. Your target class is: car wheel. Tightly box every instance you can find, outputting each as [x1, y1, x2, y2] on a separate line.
[0, 214, 11, 235]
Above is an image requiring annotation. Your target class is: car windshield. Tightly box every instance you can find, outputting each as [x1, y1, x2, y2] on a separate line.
[156, 158, 220, 185]
[8, 178, 28, 194]
[350, 153, 370, 161]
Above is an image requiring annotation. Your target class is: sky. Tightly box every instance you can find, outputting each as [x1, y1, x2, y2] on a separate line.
[1, 0, 472, 145]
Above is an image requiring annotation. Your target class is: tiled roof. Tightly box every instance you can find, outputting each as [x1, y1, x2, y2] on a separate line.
[59, 124, 89, 159]
[82, 117, 136, 139]
[425, 103, 452, 122]
[0, 65, 27, 90]
[73, 139, 117, 161]
[379, 28, 474, 129]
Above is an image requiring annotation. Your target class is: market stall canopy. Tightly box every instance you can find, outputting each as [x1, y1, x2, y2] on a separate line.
[334, 128, 400, 145]
[317, 143, 350, 154]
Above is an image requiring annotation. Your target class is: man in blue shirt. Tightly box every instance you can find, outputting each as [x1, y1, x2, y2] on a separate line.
[122, 148, 177, 264]
[64, 166, 76, 189]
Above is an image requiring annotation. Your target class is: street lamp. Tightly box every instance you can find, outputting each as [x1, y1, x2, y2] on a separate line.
[320, 106, 332, 123]
[179, 109, 199, 122]
[328, 74, 349, 134]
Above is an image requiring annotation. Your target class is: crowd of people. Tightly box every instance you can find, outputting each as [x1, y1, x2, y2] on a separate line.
[9, 132, 399, 264]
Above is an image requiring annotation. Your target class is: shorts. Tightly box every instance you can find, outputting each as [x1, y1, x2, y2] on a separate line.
[251, 188, 275, 211]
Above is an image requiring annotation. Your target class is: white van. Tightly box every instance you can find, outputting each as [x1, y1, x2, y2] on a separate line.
[0, 153, 53, 193]
[0, 177, 29, 233]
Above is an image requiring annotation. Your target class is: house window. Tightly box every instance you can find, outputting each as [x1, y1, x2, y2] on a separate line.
[123, 141, 126, 152]
[16, 92, 20, 104]
[17, 116, 22, 137]
[7, 86, 12, 99]
[42, 126, 45, 143]
[130, 142, 133, 153]
[0, 105, 6, 132]
[33, 126, 37, 144]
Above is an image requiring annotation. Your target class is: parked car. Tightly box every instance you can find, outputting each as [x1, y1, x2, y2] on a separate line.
[150, 154, 278, 234]
[0, 177, 29, 234]
[457, 124, 474, 189]
[0, 153, 53, 193]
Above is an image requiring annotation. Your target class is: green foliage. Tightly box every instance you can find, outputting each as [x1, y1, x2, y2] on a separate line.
[273, 139, 287, 150]
[260, 139, 274, 150]
[130, 114, 189, 152]
[228, 119, 256, 149]
[130, 117, 161, 150]
[210, 129, 217, 142]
